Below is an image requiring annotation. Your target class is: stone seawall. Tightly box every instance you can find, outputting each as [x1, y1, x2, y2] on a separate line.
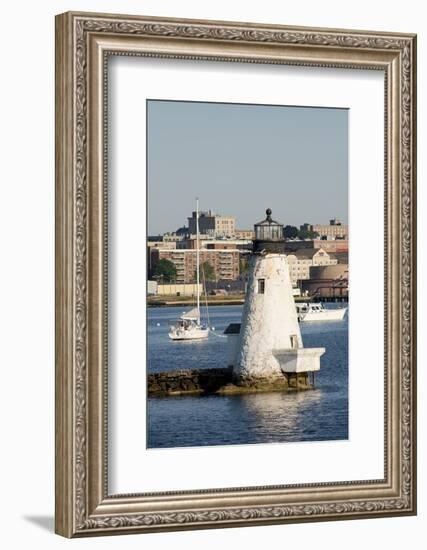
[148, 368, 233, 396]
[148, 367, 312, 396]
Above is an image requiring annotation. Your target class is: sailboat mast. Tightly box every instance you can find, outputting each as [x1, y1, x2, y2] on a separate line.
[196, 197, 200, 325]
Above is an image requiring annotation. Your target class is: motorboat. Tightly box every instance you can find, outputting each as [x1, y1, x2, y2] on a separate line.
[296, 302, 347, 322]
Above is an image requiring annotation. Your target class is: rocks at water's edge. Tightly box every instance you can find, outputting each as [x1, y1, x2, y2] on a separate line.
[148, 367, 312, 397]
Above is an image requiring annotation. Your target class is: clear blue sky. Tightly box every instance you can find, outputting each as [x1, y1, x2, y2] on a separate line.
[147, 100, 348, 235]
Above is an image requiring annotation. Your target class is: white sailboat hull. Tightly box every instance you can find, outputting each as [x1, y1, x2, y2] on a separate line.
[168, 326, 209, 340]
[168, 198, 210, 342]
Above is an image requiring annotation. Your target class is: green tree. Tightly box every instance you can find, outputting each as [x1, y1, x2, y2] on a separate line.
[195, 261, 216, 282]
[298, 229, 319, 239]
[153, 259, 177, 282]
[283, 225, 299, 239]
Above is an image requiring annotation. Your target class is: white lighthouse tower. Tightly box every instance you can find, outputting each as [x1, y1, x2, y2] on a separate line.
[228, 209, 325, 388]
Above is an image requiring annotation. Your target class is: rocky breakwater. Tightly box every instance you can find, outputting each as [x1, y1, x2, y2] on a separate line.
[147, 367, 312, 397]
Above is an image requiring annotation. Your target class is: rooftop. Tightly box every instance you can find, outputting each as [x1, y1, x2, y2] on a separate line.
[287, 248, 328, 259]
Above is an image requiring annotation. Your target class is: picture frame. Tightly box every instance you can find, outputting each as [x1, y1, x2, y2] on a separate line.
[55, 11, 417, 537]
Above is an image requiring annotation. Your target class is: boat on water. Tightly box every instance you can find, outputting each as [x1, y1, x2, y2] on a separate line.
[296, 302, 347, 322]
[168, 307, 209, 340]
[168, 198, 209, 341]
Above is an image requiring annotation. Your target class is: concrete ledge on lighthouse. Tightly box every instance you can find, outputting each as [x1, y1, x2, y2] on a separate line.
[273, 347, 325, 373]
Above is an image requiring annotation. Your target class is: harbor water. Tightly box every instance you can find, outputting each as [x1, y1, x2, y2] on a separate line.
[147, 304, 348, 448]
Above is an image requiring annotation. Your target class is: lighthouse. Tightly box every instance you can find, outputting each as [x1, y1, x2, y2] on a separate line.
[226, 209, 325, 389]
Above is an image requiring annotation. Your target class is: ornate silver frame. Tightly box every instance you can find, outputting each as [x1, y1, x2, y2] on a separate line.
[55, 11, 417, 537]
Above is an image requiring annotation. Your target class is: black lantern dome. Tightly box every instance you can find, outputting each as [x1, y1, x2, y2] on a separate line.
[253, 208, 285, 253]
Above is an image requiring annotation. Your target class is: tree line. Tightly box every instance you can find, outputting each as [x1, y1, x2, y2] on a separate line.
[283, 225, 319, 239]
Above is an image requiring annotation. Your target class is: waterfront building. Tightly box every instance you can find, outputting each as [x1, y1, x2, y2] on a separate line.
[156, 283, 203, 297]
[301, 264, 349, 300]
[151, 248, 240, 283]
[226, 209, 324, 384]
[188, 210, 236, 237]
[286, 247, 338, 286]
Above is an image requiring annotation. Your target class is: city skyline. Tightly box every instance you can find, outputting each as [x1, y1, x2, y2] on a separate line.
[148, 208, 346, 237]
[149, 213, 348, 237]
[148, 100, 348, 235]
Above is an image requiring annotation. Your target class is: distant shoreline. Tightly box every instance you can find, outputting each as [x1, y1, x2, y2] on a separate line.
[147, 295, 347, 308]
[148, 297, 245, 308]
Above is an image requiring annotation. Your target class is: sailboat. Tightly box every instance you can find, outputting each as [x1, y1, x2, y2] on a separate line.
[168, 198, 210, 341]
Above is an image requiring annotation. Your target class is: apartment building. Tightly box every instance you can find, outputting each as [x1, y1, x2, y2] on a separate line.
[151, 248, 240, 283]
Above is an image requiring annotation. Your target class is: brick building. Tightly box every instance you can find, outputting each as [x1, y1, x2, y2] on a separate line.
[150, 248, 240, 283]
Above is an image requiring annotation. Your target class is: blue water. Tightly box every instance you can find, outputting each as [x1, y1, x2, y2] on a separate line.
[147, 304, 348, 448]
